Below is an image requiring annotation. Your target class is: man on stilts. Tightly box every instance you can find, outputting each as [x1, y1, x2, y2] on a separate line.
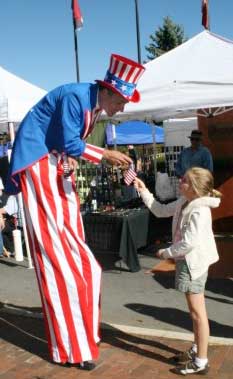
[6, 54, 145, 370]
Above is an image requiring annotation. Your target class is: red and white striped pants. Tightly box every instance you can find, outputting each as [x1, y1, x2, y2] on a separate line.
[20, 153, 102, 363]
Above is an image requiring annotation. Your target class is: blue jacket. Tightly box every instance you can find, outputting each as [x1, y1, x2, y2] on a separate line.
[7, 83, 99, 193]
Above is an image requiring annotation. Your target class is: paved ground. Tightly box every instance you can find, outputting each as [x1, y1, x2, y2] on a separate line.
[0, 314, 232, 379]
[0, 252, 233, 378]
[1, 252, 233, 338]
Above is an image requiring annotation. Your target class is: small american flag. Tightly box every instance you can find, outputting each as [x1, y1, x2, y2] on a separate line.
[124, 164, 137, 186]
[63, 155, 74, 178]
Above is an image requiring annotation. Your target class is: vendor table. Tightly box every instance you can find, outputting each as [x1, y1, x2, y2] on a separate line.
[83, 208, 149, 272]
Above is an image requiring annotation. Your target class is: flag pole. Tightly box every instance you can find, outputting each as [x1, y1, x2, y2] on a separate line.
[72, 0, 83, 82]
[73, 23, 80, 82]
[151, 123, 157, 193]
[208, 0, 210, 30]
[134, 0, 142, 64]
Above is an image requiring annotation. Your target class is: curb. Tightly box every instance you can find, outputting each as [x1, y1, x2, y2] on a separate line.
[1, 304, 233, 346]
[102, 322, 233, 346]
[1, 304, 43, 319]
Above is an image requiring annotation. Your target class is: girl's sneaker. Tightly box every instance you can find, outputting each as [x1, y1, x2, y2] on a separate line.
[172, 360, 209, 375]
[172, 347, 197, 364]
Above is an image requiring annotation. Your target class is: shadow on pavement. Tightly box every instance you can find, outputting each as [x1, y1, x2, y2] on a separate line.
[95, 253, 131, 273]
[101, 325, 178, 365]
[152, 274, 175, 289]
[0, 258, 19, 267]
[0, 312, 180, 366]
[125, 303, 233, 339]
[205, 294, 233, 305]
[153, 274, 233, 307]
[0, 301, 42, 314]
[153, 274, 233, 300]
[0, 313, 48, 361]
[206, 278, 233, 298]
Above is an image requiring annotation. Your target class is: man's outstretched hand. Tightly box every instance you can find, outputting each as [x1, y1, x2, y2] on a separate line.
[103, 149, 132, 167]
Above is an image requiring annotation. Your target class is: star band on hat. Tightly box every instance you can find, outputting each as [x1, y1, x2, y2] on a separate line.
[104, 71, 137, 98]
[96, 54, 145, 103]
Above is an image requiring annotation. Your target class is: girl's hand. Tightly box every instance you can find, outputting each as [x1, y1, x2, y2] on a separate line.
[134, 177, 146, 191]
[155, 249, 165, 259]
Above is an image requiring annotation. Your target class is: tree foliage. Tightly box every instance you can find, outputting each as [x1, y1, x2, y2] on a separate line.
[145, 16, 186, 61]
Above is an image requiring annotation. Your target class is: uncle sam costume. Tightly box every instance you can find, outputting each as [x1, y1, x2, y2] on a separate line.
[7, 54, 145, 364]
[7, 82, 103, 364]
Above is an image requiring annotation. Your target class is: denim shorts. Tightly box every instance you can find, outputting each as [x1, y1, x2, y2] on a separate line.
[175, 260, 208, 294]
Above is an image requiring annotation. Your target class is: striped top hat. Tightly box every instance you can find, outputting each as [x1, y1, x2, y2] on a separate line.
[96, 54, 145, 103]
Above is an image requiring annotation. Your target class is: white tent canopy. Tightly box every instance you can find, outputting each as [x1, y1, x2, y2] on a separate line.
[0, 66, 46, 130]
[110, 31, 233, 122]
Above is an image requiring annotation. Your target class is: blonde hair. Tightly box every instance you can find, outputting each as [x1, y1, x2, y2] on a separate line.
[186, 167, 222, 198]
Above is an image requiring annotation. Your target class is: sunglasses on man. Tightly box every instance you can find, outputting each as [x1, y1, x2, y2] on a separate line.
[190, 137, 201, 141]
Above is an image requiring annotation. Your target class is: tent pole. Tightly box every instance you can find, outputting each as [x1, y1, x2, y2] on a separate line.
[152, 124, 157, 193]
[112, 123, 121, 184]
[8, 121, 15, 144]
[142, 144, 145, 173]
[112, 123, 117, 151]
[17, 193, 33, 269]
[8, 122, 33, 269]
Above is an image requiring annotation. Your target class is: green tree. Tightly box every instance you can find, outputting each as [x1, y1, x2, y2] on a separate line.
[145, 16, 186, 61]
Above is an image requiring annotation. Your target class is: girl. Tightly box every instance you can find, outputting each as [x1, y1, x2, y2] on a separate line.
[134, 167, 221, 376]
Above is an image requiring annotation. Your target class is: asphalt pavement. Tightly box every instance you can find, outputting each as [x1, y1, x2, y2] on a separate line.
[0, 251, 233, 343]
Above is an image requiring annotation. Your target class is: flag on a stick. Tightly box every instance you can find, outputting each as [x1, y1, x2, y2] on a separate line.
[72, 0, 83, 30]
[202, 0, 209, 29]
[124, 164, 137, 186]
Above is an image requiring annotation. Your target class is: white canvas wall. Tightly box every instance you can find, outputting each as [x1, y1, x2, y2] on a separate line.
[0, 66, 46, 128]
[164, 117, 198, 147]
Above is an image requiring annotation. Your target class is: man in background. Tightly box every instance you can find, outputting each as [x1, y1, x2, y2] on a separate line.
[176, 130, 213, 178]
[0, 195, 19, 257]
[127, 145, 138, 171]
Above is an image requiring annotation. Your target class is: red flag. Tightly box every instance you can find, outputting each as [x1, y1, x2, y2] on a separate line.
[202, 0, 209, 29]
[72, 0, 83, 30]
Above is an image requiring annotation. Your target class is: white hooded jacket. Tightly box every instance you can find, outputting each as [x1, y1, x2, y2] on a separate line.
[140, 190, 220, 280]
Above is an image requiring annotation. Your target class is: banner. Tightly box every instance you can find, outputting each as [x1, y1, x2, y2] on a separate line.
[202, 0, 209, 29]
[72, 0, 83, 30]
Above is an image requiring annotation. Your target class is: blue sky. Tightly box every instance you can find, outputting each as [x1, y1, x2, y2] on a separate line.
[1, 0, 233, 91]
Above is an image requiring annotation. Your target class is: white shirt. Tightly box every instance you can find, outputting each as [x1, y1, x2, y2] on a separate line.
[4, 195, 18, 216]
[0, 177, 4, 190]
